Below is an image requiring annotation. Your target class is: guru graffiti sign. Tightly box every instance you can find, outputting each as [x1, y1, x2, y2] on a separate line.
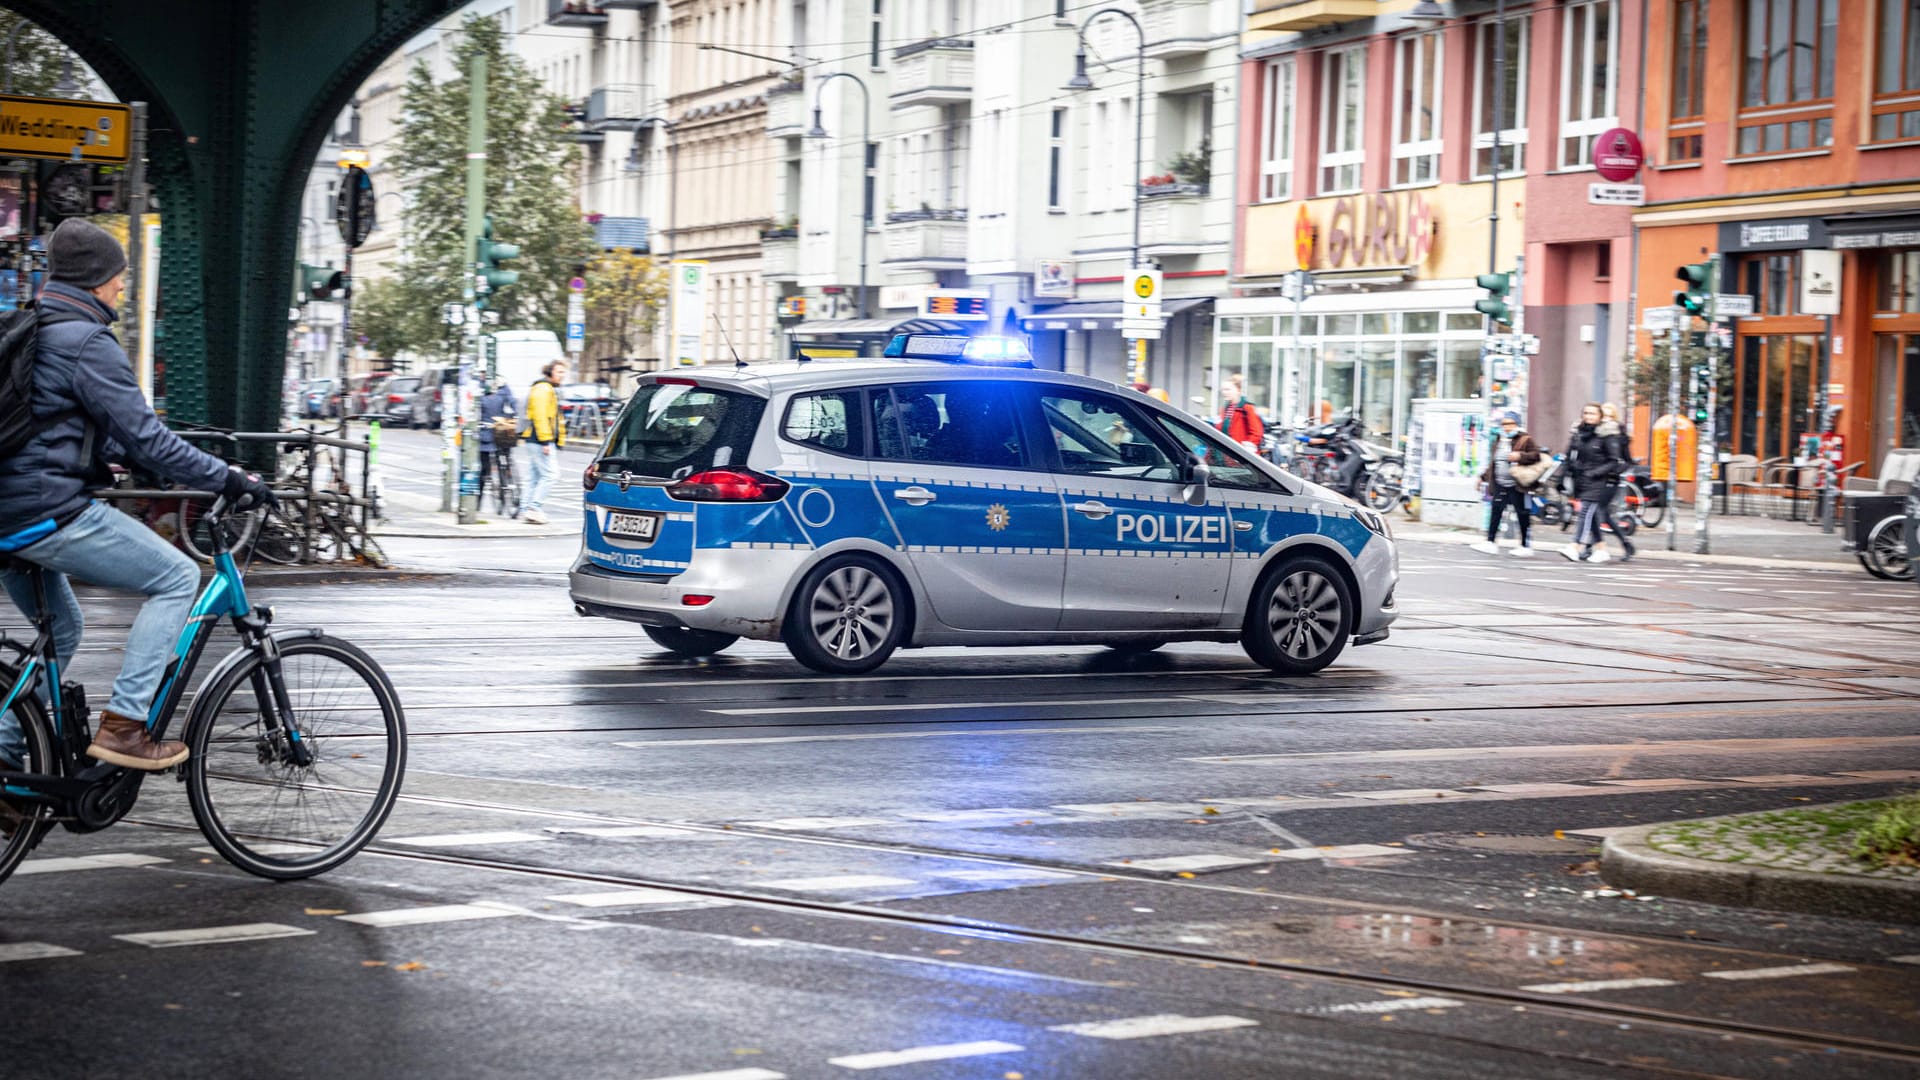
[1322, 191, 1435, 270]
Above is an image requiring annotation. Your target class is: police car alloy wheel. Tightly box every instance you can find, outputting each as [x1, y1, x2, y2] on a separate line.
[1242, 555, 1354, 675]
[643, 626, 740, 657]
[786, 556, 907, 675]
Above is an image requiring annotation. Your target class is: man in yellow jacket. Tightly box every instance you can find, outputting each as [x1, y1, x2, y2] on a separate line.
[520, 359, 568, 524]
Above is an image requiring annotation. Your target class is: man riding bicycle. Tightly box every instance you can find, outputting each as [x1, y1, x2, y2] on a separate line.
[0, 219, 272, 776]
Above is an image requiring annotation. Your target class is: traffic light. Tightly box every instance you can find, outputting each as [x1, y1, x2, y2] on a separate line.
[1474, 271, 1515, 325]
[1675, 261, 1711, 317]
[1690, 363, 1712, 425]
[299, 263, 343, 302]
[474, 216, 520, 308]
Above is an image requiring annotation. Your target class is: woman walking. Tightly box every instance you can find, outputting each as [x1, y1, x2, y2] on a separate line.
[1563, 402, 1634, 563]
[1472, 411, 1543, 557]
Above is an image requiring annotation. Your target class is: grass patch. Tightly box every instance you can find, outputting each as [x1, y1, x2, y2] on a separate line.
[1647, 794, 1920, 874]
[1852, 793, 1920, 869]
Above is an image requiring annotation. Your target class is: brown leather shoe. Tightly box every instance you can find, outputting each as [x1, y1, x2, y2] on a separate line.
[87, 710, 189, 771]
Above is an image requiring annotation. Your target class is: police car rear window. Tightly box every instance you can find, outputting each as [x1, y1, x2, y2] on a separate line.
[602, 383, 765, 479]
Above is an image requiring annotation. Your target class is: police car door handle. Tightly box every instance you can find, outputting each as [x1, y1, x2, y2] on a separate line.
[1233, 520, 1253, 532]
[893, 486, 937, 506]
[1070, 500, 1113, 519]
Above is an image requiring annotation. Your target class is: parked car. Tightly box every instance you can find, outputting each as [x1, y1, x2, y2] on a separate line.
[345, 371, 395, 416]
[301, 378, 336, 419]
[380, 376, 423, 427]
[412, 364, 472, 429]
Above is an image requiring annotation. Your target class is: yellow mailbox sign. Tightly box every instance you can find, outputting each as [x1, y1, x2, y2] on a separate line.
[0, 94, 132, 163]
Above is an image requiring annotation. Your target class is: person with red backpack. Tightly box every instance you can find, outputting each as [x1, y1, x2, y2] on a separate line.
[0, 220, 273, 774]
[1217, 372, 1266, 448]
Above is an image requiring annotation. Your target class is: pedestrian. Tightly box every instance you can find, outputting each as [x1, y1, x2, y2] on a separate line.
[1217, 373, 1265, 448]
[477, 378, 518, 515]
[1563, 401, 1634, 563]
[519, 358, 568, 525]
[1472, 411, 1543, 557]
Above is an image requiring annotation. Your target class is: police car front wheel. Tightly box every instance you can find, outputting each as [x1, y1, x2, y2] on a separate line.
[785, 556, 908, 675]
[643, 626, 740, 658]
[1242, 555, 1354, 675]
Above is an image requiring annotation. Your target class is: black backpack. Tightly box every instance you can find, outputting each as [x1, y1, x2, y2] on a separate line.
[0, 308, 40, 460]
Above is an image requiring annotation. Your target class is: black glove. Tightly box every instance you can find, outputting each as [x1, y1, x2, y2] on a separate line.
[223, 465, 276, 510]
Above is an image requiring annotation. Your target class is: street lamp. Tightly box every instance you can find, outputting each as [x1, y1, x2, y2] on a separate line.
[805, 72, 872, 321]
[1064, 9, 1146, 270]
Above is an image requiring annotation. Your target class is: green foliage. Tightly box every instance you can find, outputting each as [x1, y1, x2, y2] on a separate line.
[1164, 143, 1210, 187]
[0, 13, 85, 98]
[1853, 792, 1920, 868]
[583, 248, 668, 361]
[374, 15, 594, 358]
[1622, 338, 1729, 420]
[354, 275, 443, 366]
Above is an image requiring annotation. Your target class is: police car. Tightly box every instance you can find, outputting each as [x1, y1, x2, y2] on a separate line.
[568, 334, 1397, 675]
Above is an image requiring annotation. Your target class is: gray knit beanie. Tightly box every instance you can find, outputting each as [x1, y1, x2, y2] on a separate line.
[48, 218, 128, 289]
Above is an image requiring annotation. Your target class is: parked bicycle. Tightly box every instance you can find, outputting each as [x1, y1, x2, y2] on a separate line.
[0, 495, 407, 886]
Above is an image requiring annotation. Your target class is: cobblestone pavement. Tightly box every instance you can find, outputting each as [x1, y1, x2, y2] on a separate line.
[1649, 801, 1920, 880]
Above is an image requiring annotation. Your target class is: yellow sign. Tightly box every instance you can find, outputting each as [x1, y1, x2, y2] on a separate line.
[1132, 273, 1158, 299]
[0, 94, 132, 163]
[337, 148, 371, 169]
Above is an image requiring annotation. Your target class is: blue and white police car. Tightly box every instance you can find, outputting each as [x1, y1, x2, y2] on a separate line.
[568, 334, 1397, 675]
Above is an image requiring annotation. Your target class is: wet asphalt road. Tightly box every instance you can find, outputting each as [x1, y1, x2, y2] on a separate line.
[4, 449, 1919, 1078]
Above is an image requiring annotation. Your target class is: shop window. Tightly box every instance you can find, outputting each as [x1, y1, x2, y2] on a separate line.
[1472, 15, 1530, 177]
[1559, 0, 1618, 168]
[1669, 0, 1709, 163]
[1734, 253, 1802, 316]
[1876, 250, 1920, 312]
[1736, 0, 1837, 156]
[1319, 46, 1366, 195]
[1260, 57, 1295, 201]
[1731, 334, 1821, 459]
[1444, 341, 1485, 399]
[1323, 313, 1359, 336]
[1873, 0, 1920, 141]
[1360, 341, 1397, 436]
[1397, 342, 1439, 439]
[1405, 311, 1440, 334]
[1392, 32, 1444, 187]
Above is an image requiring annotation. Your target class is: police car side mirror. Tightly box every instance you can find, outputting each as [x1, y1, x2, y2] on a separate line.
[1182, 453, 1210, 506]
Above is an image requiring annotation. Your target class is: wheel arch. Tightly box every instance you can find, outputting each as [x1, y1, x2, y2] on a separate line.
[773, 540, 924, 644]
[1251, 535, 1364, 616]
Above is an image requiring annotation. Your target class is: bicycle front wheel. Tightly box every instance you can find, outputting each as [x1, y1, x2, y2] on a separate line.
[184, 635, 406, 880]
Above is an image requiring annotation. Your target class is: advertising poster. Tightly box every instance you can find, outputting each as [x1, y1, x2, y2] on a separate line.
[671, 259, 706, 367]
[0, 175, 20, 238]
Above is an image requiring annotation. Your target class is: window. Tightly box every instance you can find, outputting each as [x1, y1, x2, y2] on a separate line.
[1559, 0, 1618, 167]
[1040, 391, 1179, 480]
[604, 384, 767, 480]
[1873, 0, 1920, 141]
[1319, 46, 1366, 194]
[783, 390, 865, 456]
[1260, 57, 1295, 201]
[1471, 15, 1529, 177]
[1090, 100, 1109, 211]
[1669, 0, 1709, 162]
[1112, 97, 1133, 209]
[870, 383, 1028, 469]
[1147, 413, 1280, 491]
[1048, 107, 1067, 210]
[1392, 32, 1443, 186]
[1736, 253, 1802, 316]
[864, 142, 877, 226]
[1737, 0, 1838, 155]
[1877, 249, 1920, 312]
[871, 0, 884, 67]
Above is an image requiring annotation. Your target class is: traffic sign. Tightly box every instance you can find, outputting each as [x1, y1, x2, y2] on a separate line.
[1588, 183, 1645, 206]
[335, 165, 376, 248]
[1487, 333, 1540, 356]
[1120, 323, 1162, 340]
[0, 93, 131, 163]
[1714, 293, 1755, 316]
[1643, 306, 1679, 331]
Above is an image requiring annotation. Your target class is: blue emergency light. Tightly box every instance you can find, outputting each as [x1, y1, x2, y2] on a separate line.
[882, 333, 1033, 366]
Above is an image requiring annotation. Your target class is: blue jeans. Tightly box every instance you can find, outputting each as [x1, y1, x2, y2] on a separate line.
[1, 502, 201, 760]
[524, 441, 556, 513]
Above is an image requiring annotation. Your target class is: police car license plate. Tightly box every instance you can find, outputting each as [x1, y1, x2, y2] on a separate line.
[605, 510, 661, 541]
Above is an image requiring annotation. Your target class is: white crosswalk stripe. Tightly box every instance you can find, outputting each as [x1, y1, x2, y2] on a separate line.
[1048, 1014, 1259, 1039]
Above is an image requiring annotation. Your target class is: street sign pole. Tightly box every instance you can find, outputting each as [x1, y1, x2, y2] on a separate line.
[1666, 321, 1683, 551]
[456, 52, 488, 524]
[1693, 255, 1718, 555]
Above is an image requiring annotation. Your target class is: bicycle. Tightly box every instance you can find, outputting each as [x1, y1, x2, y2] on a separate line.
[487, 446, 521, 520]
[0, 495, 407, 886]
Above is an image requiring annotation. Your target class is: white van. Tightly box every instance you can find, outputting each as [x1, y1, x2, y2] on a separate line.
[488, 330, 565, 397]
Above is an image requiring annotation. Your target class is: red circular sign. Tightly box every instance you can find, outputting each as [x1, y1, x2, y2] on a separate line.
[1593, 128, 1644, 182]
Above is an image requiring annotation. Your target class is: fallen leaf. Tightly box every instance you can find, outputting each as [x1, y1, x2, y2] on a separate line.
[163, 1003, 183, 1011]
[304, 908, 346, 917]
[731, 1049, 763, 1057]
[393, 961, 426, 972]
[934, 949, 963, 956]
[1006, 1073, 1025, 1079]
[1184, 818, 1211, 825]
[1203, 807, 1220, 815]
[1176, 871, 1197, 879]
[198, 858, 212, 864]
[1765, 923, 1788, 929]
[1553, 830, 1566, 840]
[361, 960, 387, 968]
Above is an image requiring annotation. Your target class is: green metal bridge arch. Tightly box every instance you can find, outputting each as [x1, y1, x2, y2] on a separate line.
[8, 0, 462, 429]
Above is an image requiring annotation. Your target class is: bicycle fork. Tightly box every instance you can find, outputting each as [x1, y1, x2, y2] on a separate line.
[240, 615, 314, 769]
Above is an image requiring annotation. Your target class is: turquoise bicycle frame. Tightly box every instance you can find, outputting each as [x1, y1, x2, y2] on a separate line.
[143, 550, 252, 729]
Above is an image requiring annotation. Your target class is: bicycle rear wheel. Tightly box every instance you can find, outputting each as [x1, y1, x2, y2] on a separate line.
[0, 662, 59, 886]
[184, 635, 406, 880]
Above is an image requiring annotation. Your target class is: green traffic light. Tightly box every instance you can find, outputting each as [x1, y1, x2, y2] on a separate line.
[299, 263, 342, 301]
[1674, 262, 1711, 317]
[476, 215, 520, 293]
[1475, 270, 1514, 325]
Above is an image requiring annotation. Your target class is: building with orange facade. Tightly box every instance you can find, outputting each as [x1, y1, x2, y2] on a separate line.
[1636, 0, 1920, 478]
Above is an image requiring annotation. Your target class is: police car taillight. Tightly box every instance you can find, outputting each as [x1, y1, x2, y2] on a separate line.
[583, 462, 600, 491]
[666, 469, 789, 502]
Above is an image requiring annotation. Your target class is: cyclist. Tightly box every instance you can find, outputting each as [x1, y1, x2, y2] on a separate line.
[477, 377, 518, 515]
[0, 219, 272, 773]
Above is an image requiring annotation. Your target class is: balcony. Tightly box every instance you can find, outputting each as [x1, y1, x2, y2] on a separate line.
[547, 1, 610, 27]
[882, 209, 968, 269]
[597, 0, 655, 7]
[766, 80, 804, 138]
[761, 228, 799, 280]
[1137, 186, 1210, 256]
[1245, 0, 1373, 33]
[584, 86, 646, 130]
[889, 39, 973, 111]
[1140, 0, 1212, 60]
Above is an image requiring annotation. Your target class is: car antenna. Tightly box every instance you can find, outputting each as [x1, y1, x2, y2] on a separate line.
[712, 313, 749, 369]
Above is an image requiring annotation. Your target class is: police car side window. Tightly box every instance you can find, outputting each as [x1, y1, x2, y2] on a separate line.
[782, 389, 865, 457]
[1149, 413, 1282, 491]
[870, 383, 1028, 469]
[1039, 391, 1178, 481]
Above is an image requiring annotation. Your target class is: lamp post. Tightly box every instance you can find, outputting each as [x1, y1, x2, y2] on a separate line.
[805, 73, 872, 322]
[1065, 9, 1147, 384]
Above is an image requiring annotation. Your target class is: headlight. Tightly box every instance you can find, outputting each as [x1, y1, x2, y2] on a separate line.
[1356, 507, 1390, 538]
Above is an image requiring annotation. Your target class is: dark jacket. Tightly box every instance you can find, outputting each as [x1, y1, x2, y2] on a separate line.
[0, 282, 229, 531]
[1479, 430, 1541, 486]
[1566, 419, 1626, 500]
[478, 385, 517, 450]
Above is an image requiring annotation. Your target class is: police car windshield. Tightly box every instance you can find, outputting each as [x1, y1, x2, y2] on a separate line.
[602, 382, 765, 479]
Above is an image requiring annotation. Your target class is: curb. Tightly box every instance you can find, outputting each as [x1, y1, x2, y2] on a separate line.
[1600, 819, 1920, 925]
[378, 527, 580, 540]
[1392, 523, 1860, 573]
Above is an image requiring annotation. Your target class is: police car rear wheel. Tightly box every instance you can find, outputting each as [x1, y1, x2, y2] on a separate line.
[643, 626, 740, 657]
[1242, 556, 1353, 675]
[786, 557, 906, 675]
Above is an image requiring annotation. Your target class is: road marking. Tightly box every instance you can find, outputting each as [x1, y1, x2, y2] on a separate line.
[628, 725, 1172, 742]
[1271, 844, 1411, 861]
[828, 1041, 1023, 1070]
[929, 868, 1075, 882]
[16, 852, 168, 875]
[1591, 778, 1712, 789]
[546, 889, 727, 908]
[1320, 997, 1463, 1014]
[544, 825, 706, 839]
[1558, 824, 1645, 838]
[1833, 770, 1920, 781]
[900, 807, 1059, 823]
[1047, 1014, 1259, 1039]
[1891, 955, 1920, 965]
[114, 923, 316, 948]
[1520, 978, 1681, 994]
[1189, 735, 1920, 766]
[1470, 783, 1609, 796]
[1054, 801, 1207, 817]
[190, 843, 320, 857]
[637, 1070, 785, 1080]
[1717, 775, 1835, 784]
[337, 904, 523, 927]
[711, 698, 1187, 716]
[0, 942, 83, 962]
[1702, 962, 1854, 981]
[734, 816, 896, 831]
[1115, 854, 1261, 873]
[1337, 788, 1460, 800]
[761, 874, 918, 892]
[385, 831, 550, 848]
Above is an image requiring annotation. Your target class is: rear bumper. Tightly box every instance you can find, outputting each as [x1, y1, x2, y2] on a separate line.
[568, 548, 807, 640]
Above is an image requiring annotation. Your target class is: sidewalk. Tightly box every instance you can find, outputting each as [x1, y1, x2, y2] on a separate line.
[1394, 503, 1863, 571]
[375, 485, 579, 539]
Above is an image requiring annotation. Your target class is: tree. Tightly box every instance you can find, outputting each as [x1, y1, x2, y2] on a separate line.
[354, 276, 443, 369]
[584, 248, 668, 369]
[377, 15, 594, 360]
[0, 13, 88, 98]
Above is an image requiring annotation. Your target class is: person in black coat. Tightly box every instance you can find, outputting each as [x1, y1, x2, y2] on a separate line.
[1562, 402, 1635, 563]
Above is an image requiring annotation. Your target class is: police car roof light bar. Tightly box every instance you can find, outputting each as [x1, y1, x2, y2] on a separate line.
[882, 333, 1033, 366]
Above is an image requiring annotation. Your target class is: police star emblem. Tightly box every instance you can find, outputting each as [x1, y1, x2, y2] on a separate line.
[986, 503, 1011, 532]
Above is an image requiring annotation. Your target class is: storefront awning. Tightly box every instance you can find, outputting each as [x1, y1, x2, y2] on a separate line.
[1019, 296, 1212, 331]
[787, 317, 964, 338]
